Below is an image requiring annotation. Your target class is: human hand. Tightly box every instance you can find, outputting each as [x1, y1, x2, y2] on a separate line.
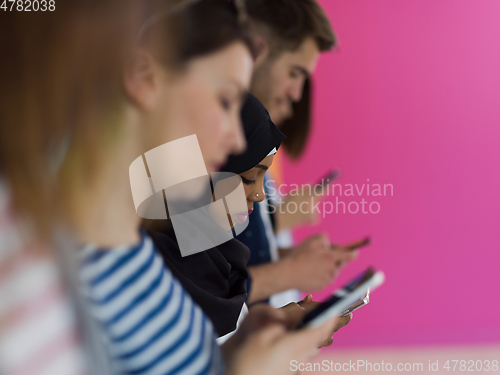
[330, 236, 370, 268]
[280, 294, 353, 348]
[282, 235, 370, 292]
[224, 304, 340, 375]
[283, 233, 339, 291]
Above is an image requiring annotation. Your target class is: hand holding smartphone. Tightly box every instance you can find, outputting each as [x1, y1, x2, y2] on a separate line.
[295, 267, 385, 329]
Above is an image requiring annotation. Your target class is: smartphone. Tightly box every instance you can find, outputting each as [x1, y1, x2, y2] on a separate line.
[296, 268, 384, 329]
[314, 168, 341, 193]
[339, 290, 370, 316]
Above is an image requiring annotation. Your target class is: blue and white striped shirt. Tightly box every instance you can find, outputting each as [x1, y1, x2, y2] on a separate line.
[78, 232, 224, 375]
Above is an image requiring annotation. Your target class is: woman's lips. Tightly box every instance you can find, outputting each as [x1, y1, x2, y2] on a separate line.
[234, 213, 248, 224]
[234, 209, 253, 224]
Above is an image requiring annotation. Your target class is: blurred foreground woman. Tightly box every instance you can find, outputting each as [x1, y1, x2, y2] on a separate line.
[0, 2, 143, 374]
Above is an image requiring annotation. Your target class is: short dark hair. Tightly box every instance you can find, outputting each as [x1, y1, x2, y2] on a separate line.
[244, 0, 336, 56]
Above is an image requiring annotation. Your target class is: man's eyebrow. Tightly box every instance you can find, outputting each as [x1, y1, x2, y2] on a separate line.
[291, 65, 311, 78]
[254, 164, 269, 171]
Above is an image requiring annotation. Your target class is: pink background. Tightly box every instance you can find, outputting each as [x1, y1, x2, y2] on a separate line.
[281, 0, 500, 347]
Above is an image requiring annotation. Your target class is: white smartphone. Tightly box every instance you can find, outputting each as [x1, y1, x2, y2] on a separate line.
[340, 290, 370, 316]
[296, 268, 384, 329]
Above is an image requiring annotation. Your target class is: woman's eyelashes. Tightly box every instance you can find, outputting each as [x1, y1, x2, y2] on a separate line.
[240, 176, 256, 185]
[219, 89, 240, 112]
[220, 97, 232, 111]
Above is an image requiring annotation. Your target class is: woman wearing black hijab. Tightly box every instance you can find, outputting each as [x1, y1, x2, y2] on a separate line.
[145, 93, 285, 338]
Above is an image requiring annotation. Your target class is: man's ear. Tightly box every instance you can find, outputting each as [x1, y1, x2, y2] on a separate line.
[252, 35, 270, 67]
[123, 49, 159, 110]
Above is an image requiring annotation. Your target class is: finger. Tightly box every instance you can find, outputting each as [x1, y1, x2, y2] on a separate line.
[248, 303, 282, 316]
[289, 317, 340, 357]
[335, 249, 359, 265]
[345, 249, 359, 260]
[346, 251, 359, 264]
[311, 233, 330, 248]
[319, 233, 330, 247]
[280, 303, 306, 328]
[325, 252, 343, 268]
[318, 336, 334, 348]
[297, 316, 340, 343]
[344, 237, 371, 251]
[302, 301, 322, 313]
[333, 313, 353, 333]
[297, 294, 313, 308]
[248, 304, 288, 328]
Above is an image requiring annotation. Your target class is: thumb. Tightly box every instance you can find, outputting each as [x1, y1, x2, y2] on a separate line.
[313, 233, 330, 249]
[297, 294, 313, 308]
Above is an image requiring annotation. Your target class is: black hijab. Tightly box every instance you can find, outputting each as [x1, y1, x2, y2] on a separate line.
[220, 92, 285, 174]
[146, 93, 285, 336]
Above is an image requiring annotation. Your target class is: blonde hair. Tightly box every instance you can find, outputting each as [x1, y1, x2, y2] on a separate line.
[0, 1, 142, 237]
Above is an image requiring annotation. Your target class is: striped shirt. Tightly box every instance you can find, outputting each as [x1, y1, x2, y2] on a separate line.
[78, 232, 224, 375]
[0, 180, 87, 375]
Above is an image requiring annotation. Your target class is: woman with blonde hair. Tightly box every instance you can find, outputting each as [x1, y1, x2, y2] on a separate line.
[0, 2, 142, 374]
